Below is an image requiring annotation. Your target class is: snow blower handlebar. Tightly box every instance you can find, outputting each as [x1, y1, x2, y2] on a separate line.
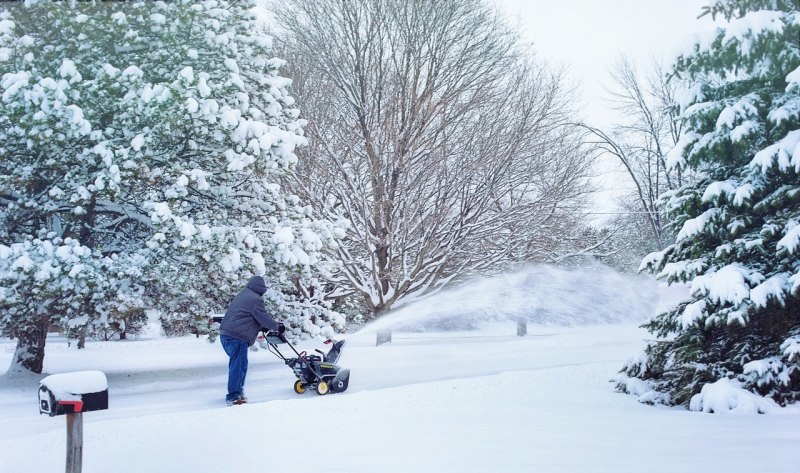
[262, 330, 288, 344]
[261, 329, 305, 362]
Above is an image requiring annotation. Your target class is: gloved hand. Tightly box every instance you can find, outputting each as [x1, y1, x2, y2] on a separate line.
[277, 322, 286, 334]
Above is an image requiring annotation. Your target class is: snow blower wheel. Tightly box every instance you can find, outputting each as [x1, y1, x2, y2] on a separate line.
[294, 380, 306, 394]
[316, 381, 329, 395]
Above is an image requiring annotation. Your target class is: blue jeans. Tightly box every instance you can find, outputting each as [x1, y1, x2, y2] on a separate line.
[221, 335, 249, 402]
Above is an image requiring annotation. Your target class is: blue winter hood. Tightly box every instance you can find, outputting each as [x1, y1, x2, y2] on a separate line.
[246, 276, 267, 296]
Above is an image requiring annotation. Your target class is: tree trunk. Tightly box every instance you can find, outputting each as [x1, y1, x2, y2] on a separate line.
[367, 305, 381, 321]
[77, 326, 87, 350]
[11, 315, 49, 374]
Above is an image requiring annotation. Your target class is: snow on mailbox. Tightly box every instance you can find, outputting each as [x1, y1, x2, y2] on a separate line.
[39, 371, 108, 417]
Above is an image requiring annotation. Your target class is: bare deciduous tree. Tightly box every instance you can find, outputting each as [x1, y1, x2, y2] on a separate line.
[273, 0, 593, 317]
[581, 55, 687, 252]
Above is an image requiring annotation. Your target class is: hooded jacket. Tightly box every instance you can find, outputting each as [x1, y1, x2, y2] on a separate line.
[220, 276, 279, 346]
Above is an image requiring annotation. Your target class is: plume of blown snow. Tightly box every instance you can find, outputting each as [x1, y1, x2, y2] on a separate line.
[352, 265, 658, 339]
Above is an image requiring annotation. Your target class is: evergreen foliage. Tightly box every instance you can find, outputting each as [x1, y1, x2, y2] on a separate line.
[0, 1, 342, 373]
[619, 0, 800, 407]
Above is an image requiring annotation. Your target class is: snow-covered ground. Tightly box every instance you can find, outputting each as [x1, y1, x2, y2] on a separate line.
[1, 321, 798, 473]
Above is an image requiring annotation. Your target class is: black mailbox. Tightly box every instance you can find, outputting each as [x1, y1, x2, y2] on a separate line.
[38, 371, 108, 417]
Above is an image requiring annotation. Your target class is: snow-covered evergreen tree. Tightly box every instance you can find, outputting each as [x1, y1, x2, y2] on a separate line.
[618, 0, 800, 408]
[0, 1, 342, 373]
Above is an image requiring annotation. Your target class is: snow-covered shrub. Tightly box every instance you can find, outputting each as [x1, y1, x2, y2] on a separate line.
[615, 352, 672, 405]
[689, 377, 778, 414]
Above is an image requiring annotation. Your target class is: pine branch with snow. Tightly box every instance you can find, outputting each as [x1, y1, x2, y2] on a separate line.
[622, 0, 800, 409]
[0, 1, 343, 373]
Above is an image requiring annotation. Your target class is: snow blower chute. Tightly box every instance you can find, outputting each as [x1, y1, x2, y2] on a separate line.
[262, 330, 350, 396]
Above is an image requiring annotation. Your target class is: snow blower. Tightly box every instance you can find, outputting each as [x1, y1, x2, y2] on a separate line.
[261, 330, 350, 396]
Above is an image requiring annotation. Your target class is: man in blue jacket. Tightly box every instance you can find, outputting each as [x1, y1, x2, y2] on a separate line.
[220, 276, 284, 405]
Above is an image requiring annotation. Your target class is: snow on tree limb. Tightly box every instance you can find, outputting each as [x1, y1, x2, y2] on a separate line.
[622, 0, 800, 408]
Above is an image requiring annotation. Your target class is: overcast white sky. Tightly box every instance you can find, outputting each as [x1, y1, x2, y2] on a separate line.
[492, 0, 718, 216]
